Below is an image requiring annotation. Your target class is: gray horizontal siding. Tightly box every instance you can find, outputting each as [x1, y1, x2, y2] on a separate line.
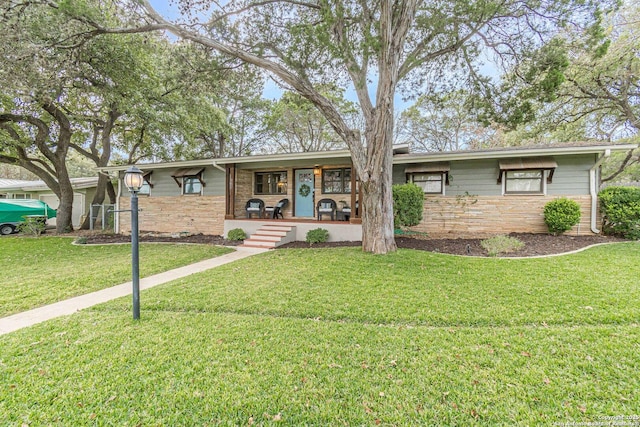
[120, 166, 225, 197]
[547, 154, 593, 195]
[393, 154, 595, 197]
[447, 159, 502, 196]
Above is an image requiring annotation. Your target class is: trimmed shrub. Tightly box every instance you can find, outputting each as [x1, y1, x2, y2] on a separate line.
[306, 228, 329, 244]
[543, 198, 581, 235]
[227, 228, 247, 241]
[599, 186, 640, 240]
[481, 235, 525, 257]
[17, 216, 46, 237]
[392, 183, 424, 228]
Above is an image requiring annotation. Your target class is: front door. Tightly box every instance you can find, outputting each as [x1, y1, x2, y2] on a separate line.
[295, 169, 314, 217]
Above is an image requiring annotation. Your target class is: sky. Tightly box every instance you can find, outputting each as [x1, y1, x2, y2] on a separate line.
[146, 1, 500, 113]
[147, 1, 416, 110]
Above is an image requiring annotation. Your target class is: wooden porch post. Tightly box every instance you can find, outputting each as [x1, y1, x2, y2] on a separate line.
[225, 163, 236, 219]
[350, 162, 362, 224]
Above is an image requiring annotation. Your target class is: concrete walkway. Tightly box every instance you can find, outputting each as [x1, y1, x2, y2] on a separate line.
[0, 246, 268, 336]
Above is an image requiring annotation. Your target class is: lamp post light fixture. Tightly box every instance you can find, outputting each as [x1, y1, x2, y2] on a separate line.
[123, 166, 144, 320]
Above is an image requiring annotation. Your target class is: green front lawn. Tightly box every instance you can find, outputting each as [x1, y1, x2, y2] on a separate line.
[0, 236, 233, 316]
[1, 243, 639, 425]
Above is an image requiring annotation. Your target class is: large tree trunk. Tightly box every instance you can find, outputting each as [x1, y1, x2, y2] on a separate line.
[361, 109, 398, 254]
[79, 174, 111, 230]
[55, 168, 75, 233]
[360, 167, 396, 254]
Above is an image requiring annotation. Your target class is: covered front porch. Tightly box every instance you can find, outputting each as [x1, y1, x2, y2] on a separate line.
[221, 151, 363, 237]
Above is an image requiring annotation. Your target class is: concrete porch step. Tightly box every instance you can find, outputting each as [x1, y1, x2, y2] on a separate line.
[241, 225, 296, 249]
[242, 239, 278, 248]
[257, 230, 290, 237]
[247, 234, 282, 242]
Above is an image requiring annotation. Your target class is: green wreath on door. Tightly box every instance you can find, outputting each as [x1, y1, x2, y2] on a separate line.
[298, 184, 311, 197]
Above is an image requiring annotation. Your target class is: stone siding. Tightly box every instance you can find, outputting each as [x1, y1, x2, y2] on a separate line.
[118, 195, 225, 235]
[410, 195, 594, 237]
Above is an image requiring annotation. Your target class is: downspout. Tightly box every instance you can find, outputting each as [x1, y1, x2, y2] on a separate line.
[211, 160, 225, 172]
[589, 149, 611, 234]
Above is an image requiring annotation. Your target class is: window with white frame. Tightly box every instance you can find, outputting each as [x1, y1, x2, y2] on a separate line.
[10, 194, 31, 199]
[409, 172, 446, 194]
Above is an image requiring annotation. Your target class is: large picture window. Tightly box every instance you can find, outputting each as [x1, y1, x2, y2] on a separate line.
[255, 171, 287, 195]
[409, 173, 445, 194]
[504, 170, 544, 194]
[322, 168, 351, 194]
[498, 157, 556, 195]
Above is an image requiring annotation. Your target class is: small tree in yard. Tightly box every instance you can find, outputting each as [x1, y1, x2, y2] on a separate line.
[393, 183, 424, 229]
[544, 198, 581, 235]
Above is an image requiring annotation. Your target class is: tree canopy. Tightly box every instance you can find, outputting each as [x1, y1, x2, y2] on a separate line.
[59, 0, 614, 252]
[0, 1, 263, 229]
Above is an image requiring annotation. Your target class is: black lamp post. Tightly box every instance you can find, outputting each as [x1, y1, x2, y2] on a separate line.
[123, 166, 144, 320]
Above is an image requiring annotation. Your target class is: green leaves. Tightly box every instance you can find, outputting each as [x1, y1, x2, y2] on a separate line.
[392, 183, 424, 228]
[599, 186, 640, 239]
[543, 198, 582, 235]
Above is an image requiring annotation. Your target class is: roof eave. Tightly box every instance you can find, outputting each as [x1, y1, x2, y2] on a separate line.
[392, 144, 637, 164]
[96, 143, 638, 173]
[97, 150, 353, 173]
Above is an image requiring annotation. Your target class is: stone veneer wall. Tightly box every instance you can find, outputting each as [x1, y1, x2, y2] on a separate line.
[118, 195, 226, 235]
[410, 194, 594, 237]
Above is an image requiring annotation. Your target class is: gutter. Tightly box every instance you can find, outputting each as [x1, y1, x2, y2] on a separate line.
[589, 149, 611, 234]
[211, 160, 225, 172]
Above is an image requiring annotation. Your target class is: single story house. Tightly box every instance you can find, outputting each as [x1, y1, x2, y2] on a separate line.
[98, 142, 636, 246]
[0, 177, 99, 228]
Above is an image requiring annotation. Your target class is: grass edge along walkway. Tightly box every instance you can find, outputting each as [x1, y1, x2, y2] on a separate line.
[0, 246, 267, 336]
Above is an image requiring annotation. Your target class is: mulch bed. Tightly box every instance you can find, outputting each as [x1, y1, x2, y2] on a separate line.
[77, 232, 242, 247]
[77, 231, 626, 257]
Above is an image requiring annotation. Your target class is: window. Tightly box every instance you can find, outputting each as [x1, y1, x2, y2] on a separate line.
[183, 176, 203, 195]
[322, 168, 351, 194]
[137, 172, 153, 196]
[255, 172, 287, 195]
[409, 173, 445, 194]
[138, 181, 151, 195]
[171, 167, 205, 195]
[498, 157, 556, 195]
[504, 170, 544, 194]
[10, 194, 31, 199]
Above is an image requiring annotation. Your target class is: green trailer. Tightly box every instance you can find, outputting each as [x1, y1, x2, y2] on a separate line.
[0, 199, 57, 235]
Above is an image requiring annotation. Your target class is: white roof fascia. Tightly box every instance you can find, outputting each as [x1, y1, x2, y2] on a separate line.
[97, 150, 353, 173]
[97, 143, 637, 173]
[0, 177, 99, 192]
[392, 144, 637, 164]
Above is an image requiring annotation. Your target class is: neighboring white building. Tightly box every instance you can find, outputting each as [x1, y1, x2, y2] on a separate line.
[0, 177, 99, 228]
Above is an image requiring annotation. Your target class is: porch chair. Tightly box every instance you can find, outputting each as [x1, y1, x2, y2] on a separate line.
[245, 198, 265, 218]
[264, 198, 289, 219]
[316, 198, 337, 221]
